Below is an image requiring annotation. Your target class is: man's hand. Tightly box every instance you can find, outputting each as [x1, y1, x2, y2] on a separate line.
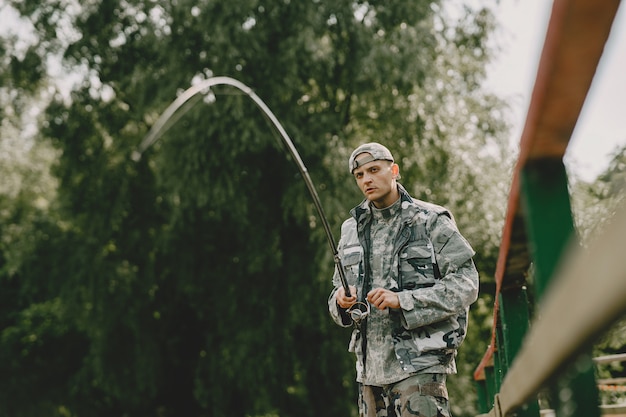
[367, 288, 400, 310]
[336, 285, 357, 309]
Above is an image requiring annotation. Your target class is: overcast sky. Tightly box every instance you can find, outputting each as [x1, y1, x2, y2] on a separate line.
[486, 0, 626, 182]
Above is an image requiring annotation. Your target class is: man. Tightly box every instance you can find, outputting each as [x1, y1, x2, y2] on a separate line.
[328, 142, 479, 417]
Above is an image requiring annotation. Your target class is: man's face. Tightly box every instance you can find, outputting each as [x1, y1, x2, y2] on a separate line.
[352, 153, 399, 208]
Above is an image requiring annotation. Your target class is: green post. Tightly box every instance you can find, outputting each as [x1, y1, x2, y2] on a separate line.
[495, 318, 506, 387]
[499, 287, 540, 416]
[484, 366, 497, 409]
[521, 159, 599, 417]
[475, 379, 489, 414]
[520, 159, 574, 299]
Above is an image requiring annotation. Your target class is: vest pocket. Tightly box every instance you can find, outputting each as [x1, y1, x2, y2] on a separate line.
[399, 244, 435, 289]
[342, 250, 362, 284]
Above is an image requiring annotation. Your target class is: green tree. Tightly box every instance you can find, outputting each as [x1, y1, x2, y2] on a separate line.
[1, 1, 510, 416]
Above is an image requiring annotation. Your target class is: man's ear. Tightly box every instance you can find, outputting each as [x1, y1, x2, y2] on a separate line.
[391, 163, 400, 178]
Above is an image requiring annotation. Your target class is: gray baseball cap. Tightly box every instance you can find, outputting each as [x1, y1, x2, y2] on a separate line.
[348, 142, 395, 173]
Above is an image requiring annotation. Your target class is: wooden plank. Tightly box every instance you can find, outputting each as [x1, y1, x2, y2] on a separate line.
[600, 404, 626, 416]
[594, 354, 626, 365]
[598, 378, 626, 385]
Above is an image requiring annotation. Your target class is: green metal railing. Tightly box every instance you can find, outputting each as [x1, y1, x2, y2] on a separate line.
[474, 199, 626, 416]
[472, 1, 624, 416]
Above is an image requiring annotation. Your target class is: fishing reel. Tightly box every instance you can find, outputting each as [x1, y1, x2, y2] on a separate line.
[348, 301, 371, 324]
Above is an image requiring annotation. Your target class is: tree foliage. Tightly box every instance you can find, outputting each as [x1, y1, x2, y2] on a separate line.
[570, 145, 626, 243]
[0, 1, 513, 416]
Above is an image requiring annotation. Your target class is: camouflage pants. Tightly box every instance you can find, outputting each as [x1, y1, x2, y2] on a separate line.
[358, 374, 451, 417]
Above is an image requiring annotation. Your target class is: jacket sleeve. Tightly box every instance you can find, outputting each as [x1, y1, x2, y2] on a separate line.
[397, 213, 479, 329]
[328, 276, 353, 327]
[328, 219, 358, 327]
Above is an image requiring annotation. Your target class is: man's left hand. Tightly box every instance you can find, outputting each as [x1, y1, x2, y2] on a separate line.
[366, 288, 400, 310]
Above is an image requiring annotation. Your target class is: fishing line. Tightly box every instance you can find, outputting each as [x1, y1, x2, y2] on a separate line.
[132, 76, 353, 298]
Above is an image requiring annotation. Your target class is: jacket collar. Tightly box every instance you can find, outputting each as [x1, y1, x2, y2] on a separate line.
[350, 184, 420, 229]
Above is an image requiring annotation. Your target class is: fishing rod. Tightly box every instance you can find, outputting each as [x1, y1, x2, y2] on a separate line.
[132, 76, 353, 298]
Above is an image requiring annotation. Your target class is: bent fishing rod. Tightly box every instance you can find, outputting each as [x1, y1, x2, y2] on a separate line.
[132, 76, 353, 298]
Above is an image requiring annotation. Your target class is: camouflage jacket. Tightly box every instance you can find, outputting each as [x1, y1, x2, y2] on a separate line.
[328, 184, 479, 384]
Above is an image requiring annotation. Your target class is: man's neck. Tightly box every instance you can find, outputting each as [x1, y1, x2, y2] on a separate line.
[371, 184, 399, 209]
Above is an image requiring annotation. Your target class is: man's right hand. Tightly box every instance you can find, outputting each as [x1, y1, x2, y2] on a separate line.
[336, 285, 358, 309]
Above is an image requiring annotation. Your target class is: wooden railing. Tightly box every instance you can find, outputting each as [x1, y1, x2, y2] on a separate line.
[475, 201, 626, 416]
[473, 1, 624, 416]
